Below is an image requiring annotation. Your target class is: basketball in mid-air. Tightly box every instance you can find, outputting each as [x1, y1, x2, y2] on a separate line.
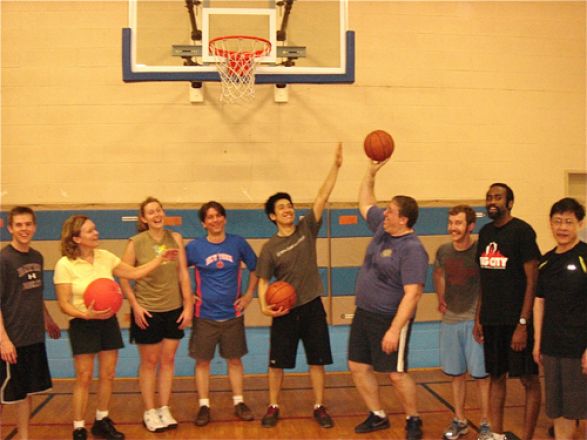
[363, 130, 394, 162]
[266, 281, 297, 310]
[83, 278, 123, 314]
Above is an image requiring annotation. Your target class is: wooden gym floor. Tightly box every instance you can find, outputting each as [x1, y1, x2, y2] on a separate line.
[0, 369, 573, 439]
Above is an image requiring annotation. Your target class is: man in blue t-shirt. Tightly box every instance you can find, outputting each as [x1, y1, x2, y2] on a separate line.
[185, 201, 258, 426]
[348, 160, 429, 440]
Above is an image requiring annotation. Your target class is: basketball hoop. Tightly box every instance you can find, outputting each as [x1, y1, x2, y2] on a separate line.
[209, 35, 271, 104]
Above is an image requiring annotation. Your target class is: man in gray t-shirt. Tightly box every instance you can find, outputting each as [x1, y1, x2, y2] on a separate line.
[0, 206, 60, 439]
[433, 205, 490, 440]
[256, 143, 342, 429]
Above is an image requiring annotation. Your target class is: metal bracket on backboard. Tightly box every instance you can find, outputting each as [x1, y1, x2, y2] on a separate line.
[172, 45, 306, 59]
[122, 27, 355, 84]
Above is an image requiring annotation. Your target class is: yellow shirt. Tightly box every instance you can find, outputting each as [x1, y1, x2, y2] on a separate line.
[53, 249, 121, 313]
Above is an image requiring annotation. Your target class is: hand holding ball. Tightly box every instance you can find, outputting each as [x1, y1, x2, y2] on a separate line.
[265, 281, 297, 311]
[83, 278, 123, 316]
[364, 130, 394, 162]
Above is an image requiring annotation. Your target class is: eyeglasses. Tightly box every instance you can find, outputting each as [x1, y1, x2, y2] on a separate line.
[550, 218, 578, 226]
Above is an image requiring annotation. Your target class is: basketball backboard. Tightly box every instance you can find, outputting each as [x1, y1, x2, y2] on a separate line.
[122, 0, 354, 84]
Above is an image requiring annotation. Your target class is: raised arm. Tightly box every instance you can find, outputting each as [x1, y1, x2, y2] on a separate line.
[358, 160, 387, 220]
[113, 248, 176, 280]
[312, 142, 343, 221]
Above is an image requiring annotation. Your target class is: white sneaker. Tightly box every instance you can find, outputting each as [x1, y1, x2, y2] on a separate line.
[158, 406, 178, 429]
[143, 409, 166, 432]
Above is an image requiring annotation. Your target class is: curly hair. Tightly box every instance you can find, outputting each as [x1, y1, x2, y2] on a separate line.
[60, 215, 89, 259]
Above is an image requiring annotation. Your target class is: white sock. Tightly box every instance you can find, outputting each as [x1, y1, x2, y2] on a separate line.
[313, 403, 323, 409]
[96, 410, 108, 421]
[233, 395, 244, 405]
[199, 398, 210, 408]
[373, 410, 386, 418]
[73, 420, 85, 430]
[269, 403, 279, 408]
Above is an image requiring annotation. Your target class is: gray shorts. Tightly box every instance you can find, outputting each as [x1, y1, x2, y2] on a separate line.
[543, 354, 587, 420]
[189, 316, 247, 360]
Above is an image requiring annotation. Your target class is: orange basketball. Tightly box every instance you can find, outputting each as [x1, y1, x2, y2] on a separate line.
[83, 278, 123, 314]
[266, 281, 297, 310]
[363, 130, 395, 162]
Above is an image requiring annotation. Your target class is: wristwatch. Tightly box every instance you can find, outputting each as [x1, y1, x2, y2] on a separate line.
[519, 318, 527, 325]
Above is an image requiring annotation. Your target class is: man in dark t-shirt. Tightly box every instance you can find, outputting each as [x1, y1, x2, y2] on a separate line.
[534, 198, 587, 439]
[474, 183, 541, 440]
[256, 143, 342, 429]
[0, 206, 61, 439]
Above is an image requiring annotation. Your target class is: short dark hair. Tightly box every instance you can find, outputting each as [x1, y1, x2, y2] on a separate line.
[448, 204, 477, 226]
[199, 201, 227, 222]
[8, 206, 36, 226]
[549, 197, 585, 221]
[489, 183, 514, 205]
[392, 195, 419, 228]
[264, 192, 293, 224]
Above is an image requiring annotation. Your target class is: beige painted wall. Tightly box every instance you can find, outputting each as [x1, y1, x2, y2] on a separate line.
[2, 1, 586, 251]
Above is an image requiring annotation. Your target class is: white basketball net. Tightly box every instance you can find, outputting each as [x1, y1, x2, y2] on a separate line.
[209, 36, 272, 104]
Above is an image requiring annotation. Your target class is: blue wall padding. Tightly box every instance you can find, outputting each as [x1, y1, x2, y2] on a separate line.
[45, 323, 440, 378]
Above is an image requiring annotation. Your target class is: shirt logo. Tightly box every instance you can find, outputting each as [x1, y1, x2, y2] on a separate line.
[205, 253, 234, 267]
[479, 242, 508, 269]
[566, 264, 577, 271]
[380, 249, 393, 258]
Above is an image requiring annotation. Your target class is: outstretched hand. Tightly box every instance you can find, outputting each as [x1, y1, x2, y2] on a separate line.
[368, 158, 389, 174]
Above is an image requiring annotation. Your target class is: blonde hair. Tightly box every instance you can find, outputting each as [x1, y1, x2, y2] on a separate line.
[60, 215, 89, 259]
[137, 196, 163, 232]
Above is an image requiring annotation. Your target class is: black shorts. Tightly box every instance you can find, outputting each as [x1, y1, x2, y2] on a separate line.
[0, 342, 52, 404]
[130, 307, 185, 344]
[69, 316, 124, 356]
[482, 324, 538, 378]
[543, 354, 587, 420]
[348, 307, 413, 373]
[269, 297, 332, 369]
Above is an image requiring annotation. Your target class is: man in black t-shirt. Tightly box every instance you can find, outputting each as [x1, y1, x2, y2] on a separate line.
[474, 183, 541, 440]
[0, 206, 61, 439]
[533, 198, 587, 439]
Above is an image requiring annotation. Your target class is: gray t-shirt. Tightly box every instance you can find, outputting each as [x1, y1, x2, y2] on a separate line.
[434, 241, 480, 323]
[256, 210, 324, 307]
[0, 245, 46, 347]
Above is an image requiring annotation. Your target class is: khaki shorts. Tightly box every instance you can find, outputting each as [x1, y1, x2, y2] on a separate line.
[189, 316, 247, 360]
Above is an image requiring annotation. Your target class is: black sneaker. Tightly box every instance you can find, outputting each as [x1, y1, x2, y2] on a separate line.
[313, 405, 334, 428]
[91, 417, 125, 440]
[234, 402, 254, 421]
[195, 405, 210, 426]
[405, 416, 423, 440]
[354, 412, 390, 434]
[261, 405, 279, 428]
[72, 428, 87, 440]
